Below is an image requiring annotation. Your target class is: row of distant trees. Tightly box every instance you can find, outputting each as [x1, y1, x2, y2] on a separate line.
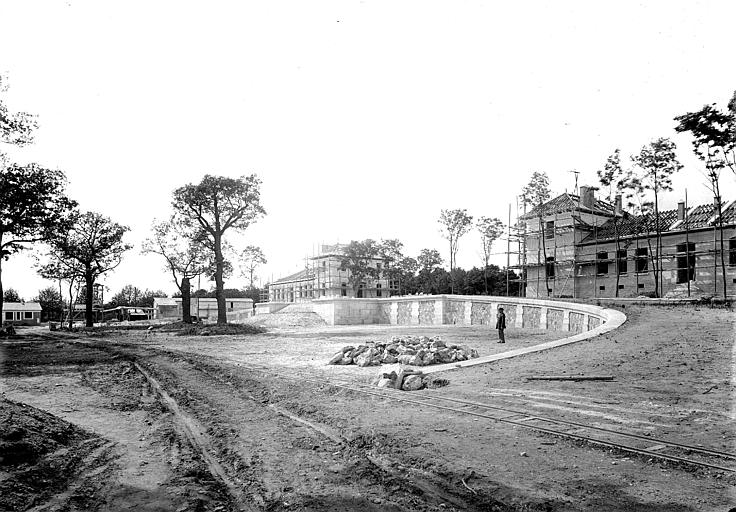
[0, 75, 267, 327]
[335, 238, 519, 298]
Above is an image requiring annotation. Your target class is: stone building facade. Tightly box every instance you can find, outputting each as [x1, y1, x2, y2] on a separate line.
[268, 244, 393, 303]
[521, 187, 736, 299]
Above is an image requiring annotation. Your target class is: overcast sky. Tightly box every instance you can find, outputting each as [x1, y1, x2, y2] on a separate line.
[2, 0, 735, 300]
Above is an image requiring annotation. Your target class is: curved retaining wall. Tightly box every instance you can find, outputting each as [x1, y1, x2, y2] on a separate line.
[309, 295, 624, 336]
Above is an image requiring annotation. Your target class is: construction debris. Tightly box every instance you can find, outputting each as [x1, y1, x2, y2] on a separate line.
[328, 335, 479, 368]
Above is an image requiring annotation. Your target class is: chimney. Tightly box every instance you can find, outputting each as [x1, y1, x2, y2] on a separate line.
[579, 186, 595, 209]
[614, 195, 622, 216]
[677, 201, 686, 221]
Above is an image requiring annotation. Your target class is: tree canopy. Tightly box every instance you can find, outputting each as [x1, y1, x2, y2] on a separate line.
[239, 245, 267, 288]
[438, 209, 473, 294]
[172, 174, 265, 325]
[339, 239, 381, 296]
[44, 211, 132, 326]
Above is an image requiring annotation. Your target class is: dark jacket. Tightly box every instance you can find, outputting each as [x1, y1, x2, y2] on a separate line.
[496, 311, 506, 330]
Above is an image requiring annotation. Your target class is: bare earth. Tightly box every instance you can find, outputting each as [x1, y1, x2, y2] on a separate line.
[1, 303, 734, 511]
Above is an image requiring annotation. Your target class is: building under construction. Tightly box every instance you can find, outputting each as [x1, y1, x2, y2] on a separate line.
[268, 244, 393, 302]
[517, 186, 736, 299]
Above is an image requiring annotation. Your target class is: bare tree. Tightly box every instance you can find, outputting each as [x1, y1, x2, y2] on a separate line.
[438, 209, 473, 294]
[675, 97, 735, 300]
[521, 172, 551, 297]
[629, 138, 683, 297]
[239, 245, 267, 289]
[597, 149, 628, 297]
[476, 216, 504, 294]
[142, 218, 211, 323]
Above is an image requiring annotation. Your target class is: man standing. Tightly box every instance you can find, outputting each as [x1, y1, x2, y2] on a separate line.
[496, 306, 506, 343]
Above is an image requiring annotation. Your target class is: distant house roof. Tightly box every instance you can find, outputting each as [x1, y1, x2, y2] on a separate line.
[521, 193, 615, 220]
[581, 200, 735, 244]
[2, 302, 42, 312]
[272, 269, 314, 285]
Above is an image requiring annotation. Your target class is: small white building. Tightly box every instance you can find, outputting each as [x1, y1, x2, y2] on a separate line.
[2, 302, 43, 326]
[153, 297, 253, 321]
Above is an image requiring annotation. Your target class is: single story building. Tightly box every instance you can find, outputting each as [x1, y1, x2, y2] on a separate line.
[2, 302, 43, 326]
[153, 297, 253, 321]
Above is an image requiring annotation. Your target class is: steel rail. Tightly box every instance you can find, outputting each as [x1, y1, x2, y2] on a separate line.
[29, 335, 735, 475]
[179, 354, 736, 474]
[153, 347, 735, 474]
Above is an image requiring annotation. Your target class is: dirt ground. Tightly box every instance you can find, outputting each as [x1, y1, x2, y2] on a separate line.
[1, 303, 734, 511]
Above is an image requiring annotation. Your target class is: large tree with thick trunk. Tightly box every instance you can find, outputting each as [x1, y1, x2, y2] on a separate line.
[172, 175, 265, 325]
[44, 211, 131, 327]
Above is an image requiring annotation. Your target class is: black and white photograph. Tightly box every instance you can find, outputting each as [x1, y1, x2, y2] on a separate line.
[1, 1, 734, 510]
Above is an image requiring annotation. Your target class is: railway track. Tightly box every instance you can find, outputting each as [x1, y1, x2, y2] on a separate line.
[19, 334, 736, 475]
[169, 350, 736, 475]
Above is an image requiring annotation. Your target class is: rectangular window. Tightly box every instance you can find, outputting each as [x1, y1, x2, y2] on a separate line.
[341, 284, 347, 297]
[545, 220, 555, 239]
[599, 285, 605, 291]
[729, 239, 736, 266]
[596, 251, 609, 275]
[635, 248, 648, 273]
[5, 312, 12, 320]
[545, 257, 555, 278]
[616, 249, 627, 274]
[676, 242, 695, 284]
[376, 283, 382, 297]
[24, 311, 33, 319]
[638, 283, 644, 289]
[618, 284, 624, 290]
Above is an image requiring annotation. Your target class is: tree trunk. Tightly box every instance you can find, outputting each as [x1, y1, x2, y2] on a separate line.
[0, 255, 4, 326]
[214, 233, 227, 325]
[181, 276, 192, 323]
[449, 240, 454, 294]
[715, 193, 727, 301]
[653, 189, 662, 298]
[85, 268, 94, 327]
[67, 279, 75, 330]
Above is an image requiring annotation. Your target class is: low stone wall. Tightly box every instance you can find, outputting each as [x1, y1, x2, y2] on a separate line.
[308, 295, 615, 336]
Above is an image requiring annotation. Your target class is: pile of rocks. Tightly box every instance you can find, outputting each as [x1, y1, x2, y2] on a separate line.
[328, 335, 479, 367]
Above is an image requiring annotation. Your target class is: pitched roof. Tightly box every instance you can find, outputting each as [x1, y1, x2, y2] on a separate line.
[272, 268, 314, 285]
[2, 302, 42, 312]
[581, 200, 735, 243]
[521, 193, 615, 220]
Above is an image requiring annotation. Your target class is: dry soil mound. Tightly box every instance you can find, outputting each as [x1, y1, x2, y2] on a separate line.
[0, 398, 103, 510]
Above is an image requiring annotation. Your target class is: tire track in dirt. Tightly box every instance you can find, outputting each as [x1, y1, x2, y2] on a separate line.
[128, 348, 507, 512]
[132, 361, 256, 512]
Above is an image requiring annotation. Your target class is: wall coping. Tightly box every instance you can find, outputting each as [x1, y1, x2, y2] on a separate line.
[312, 294, 611, 317]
